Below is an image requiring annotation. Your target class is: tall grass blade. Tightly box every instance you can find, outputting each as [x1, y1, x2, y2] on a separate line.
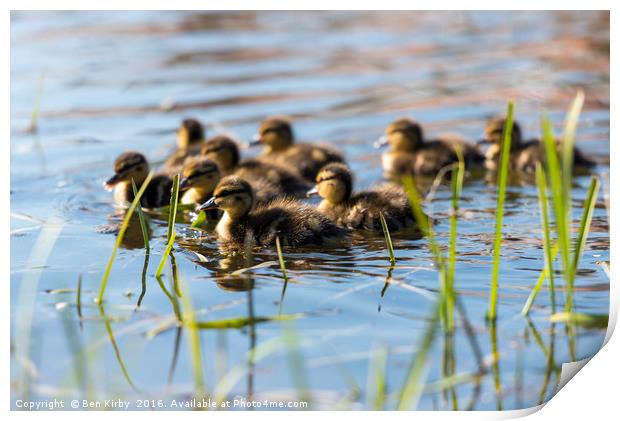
[155, 231, 176, 278]
[97, 171, 154, 304]
[99, 305, 137, 391]
[131, 179, 150, 253]
[397, 303, 440, 410]
[283, 321, 312, 408]
[15, 217, 63, 399]
[379, 213, 396, 264]
[541, 117, 572, 304]
[521, 242, 559, 316]
[167, 175, 180, 243]
[368, 344, 388, 410]
[276, 236, 290, 314]
[536, 163, 556, 311]
[561, 91, 584, 226]
[178, 278, 206, 395]
[447, 151, 464, 332]
[488, 101, 514, 321]
[569, 176, 599, 311]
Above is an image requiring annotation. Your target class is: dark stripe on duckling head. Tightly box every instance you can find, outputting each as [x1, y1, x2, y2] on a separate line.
[213, 176, 253, 199]
[201, 135, 240, 167]
[259, 116, 294, 139]
[485, 117, 522, 145]
[181, 118, 205, 143]
[114, 151, 147, 173]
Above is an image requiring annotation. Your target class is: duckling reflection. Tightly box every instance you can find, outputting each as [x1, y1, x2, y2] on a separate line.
[376, 118, 484, 180]
[201, 134, 310, 197]
[482, 117, 595, 174]
[164, 118, 205, 175]
[213, 255, 255, 292]
[104, 151, 172, 208]
[308, 163, 416, 232]
[99, 209, 152, 250]
[249, 116, 345, 183]
[197, 176, 348, 246]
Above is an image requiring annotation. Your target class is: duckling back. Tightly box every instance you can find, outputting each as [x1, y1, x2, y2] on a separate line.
[224, 198, 348, 247]
[321, 184, 414, 231]
[262, 143, 345, 183]
[235, 159, 311, 197]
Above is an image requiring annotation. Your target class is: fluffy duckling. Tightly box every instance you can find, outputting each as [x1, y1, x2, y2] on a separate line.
[104, 151, 172, 208]
[164, 118, 205, 174]
[202, 134, 310, 197]
[376, 118, 484, 179]
[249, 116, 345, 183]
[483, 117, 595, 173]
[308, 163, 415, 231]
[197, 176, 347, 246]
[179, 156, 221, 205]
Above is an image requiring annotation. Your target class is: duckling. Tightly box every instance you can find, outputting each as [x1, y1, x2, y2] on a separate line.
[104, 151, 172, 208]
[249, 116, 345, 183]
[376, 118, 484, 179]
[197, 176, 348, 247]
[164, 118, 205, 174]
[179, 156, 221, 205]
[308, 163, 415, 231]
[201, 134, 310, 197]
[483, 117, 595, 173]
[179, 154, 278, 210]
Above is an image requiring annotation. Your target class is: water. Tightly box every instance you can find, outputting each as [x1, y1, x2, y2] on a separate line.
[10, 11, 609, 410]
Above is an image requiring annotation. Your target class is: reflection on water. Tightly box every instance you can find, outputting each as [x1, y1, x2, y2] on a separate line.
[10, 11, 609, 410]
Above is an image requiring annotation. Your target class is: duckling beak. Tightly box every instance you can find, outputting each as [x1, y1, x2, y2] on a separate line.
[197, 197, 218, 212]
[373, 135, 389, 149]
[103, 174, 121, 191]
[306, 186, 319, 197]
[179, 177, 191, 191]
[246, 133, 262, 147]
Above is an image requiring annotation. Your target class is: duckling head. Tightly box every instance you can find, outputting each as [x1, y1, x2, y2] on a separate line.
[104, 151, 149, 191]
[308, 163, 352, 204]
[177, 118, 205, 150]
[201, 135, 240, 172]
[376, 118, 424, 152]
[197, 176, 254, 219]
[179, 156, 221, 196]
[250, 116, 294, 151]
[484, 117, 522, 148]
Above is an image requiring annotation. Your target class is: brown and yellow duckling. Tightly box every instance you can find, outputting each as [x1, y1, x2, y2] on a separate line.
[201, 134, 310, 197]
[104, 151, 172, 208]
[308, 163, 415, 231]
[178, 156, 221, 206]
[249, 116, 345, 183]
[163, 118, 205, 175]
[482, 117, 596, 173]
[376, 118, 484, 179]
[197, 176, 348, 247]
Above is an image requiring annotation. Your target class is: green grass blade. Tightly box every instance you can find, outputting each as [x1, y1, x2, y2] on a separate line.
[368, 344, 388, 410]
[167, 175, 180, 243]
[97, 171, 154, 304]
[99, 305, 137, 391]
[397, 302, 440, 410]
[447, 151, 464, 332]
[189, 313, 305, 330]
[131, 179, 150, 253]
[178, 279, 205, 395]
[191, 210, 207, 228]
[379, 213, 396, 264]
[521, 242, 559, 316]
[276, 236, 290, 314]
[155, 231, 177, 278]
[488, 101, 514, 321]
[76, 274, 83, 322]
[568, 176, 599, 311]
[561, 91, 584, 224]
[536, 163, 556, 311]
[542, 117, 572, 301]
[550, 312, 608, 329]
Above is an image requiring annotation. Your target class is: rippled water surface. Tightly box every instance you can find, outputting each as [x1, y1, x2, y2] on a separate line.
[10, 11, 610, 410]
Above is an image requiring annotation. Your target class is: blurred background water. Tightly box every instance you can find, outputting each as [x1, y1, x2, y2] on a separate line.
[10, 11, 609, 410]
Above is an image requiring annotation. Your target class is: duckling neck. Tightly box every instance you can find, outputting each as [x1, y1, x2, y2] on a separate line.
[181, 187, 213, 205]
[215, 211, 249, 241]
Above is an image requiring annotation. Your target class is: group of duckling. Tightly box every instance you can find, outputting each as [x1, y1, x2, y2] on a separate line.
[104, 115, 595, 247]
